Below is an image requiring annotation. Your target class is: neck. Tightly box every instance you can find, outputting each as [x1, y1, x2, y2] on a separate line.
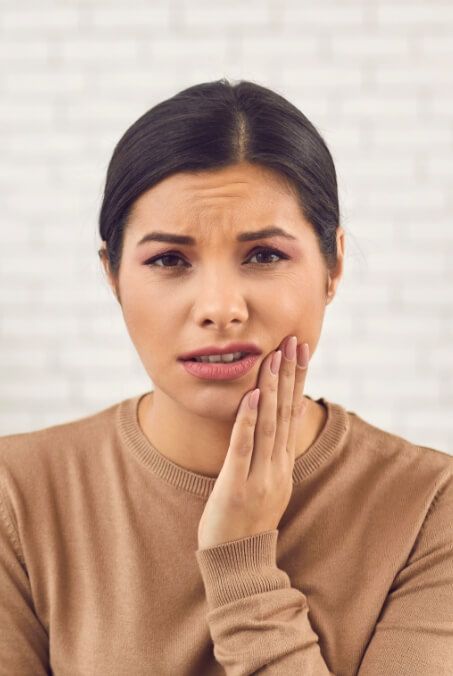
[137, 390, 327, 477]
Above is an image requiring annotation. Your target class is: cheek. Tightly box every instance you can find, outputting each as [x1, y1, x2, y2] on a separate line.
[119, 286, 161, 342]
[282, 273, 326, 318]
[290, 298, 325, 337]
[284, 279, 327, 350]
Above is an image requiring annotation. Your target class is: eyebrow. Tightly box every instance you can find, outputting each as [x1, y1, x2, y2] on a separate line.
[136, 226, 298, 247]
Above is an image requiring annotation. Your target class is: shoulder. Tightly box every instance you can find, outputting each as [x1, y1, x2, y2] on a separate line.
[323, 400, 453, 548]
[343, 404, 452, 472]
[322, 399, 453, 512]
[0, 398, 123, 481]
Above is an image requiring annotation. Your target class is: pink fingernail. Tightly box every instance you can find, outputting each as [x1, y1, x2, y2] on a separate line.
[270, 350, 282, 375]
[297, 343, 309, 368]
[249, 388, 260, 410]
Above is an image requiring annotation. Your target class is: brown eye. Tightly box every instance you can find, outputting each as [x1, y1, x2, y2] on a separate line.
[246, 247, 288, 265]
[144, 252, 187, 269]
[144, 246, 289, 271]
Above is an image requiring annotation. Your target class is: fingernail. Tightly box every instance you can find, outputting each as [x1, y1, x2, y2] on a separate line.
[249, 388, 260, 410]
[270, 350, 282, 375]
[284, 336, 297, 360]
[297, 343, 309, 368]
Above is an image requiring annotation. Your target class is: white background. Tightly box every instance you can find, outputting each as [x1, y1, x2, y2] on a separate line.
[0, 0, 452, 455]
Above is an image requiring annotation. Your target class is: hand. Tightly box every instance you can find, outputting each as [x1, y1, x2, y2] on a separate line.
[197, 335, 310, 550]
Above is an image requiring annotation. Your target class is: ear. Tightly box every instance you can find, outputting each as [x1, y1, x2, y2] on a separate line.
[325, 226, 345, 305]
[98, 245, 121, 305]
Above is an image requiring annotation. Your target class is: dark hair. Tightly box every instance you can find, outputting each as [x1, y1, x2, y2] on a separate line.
[98, 77, 340, 280]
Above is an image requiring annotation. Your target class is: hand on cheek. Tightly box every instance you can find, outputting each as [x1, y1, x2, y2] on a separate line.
[197, 335, 310, 550]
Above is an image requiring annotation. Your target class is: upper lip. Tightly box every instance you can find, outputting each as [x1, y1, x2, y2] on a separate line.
[178, 342, 262, 360]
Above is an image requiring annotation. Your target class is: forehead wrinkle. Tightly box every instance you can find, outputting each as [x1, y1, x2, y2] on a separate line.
[180, 201, 246, 246]
[187, 220, 238, 248]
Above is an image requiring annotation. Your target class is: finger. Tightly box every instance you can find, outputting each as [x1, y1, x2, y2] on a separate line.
[271, 336, 298, 464]
[247, 349, 281, 480]
[222, 387, 261, 486]
[286, 342, 310, 463]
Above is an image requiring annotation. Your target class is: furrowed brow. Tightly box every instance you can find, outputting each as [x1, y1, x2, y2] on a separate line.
[136, 226, 298, 247]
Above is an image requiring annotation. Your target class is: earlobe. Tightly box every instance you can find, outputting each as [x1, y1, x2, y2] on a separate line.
[325, 227, 345, 305]
[324, 268, 335, 305]
[98, 246, 121, 305]
[99, 248, 111, 284]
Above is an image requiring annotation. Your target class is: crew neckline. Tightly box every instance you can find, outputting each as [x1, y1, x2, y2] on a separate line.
[117, 391, 350, 498]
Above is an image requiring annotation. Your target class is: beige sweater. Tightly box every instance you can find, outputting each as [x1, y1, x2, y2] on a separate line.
[0, 392, 452, 676]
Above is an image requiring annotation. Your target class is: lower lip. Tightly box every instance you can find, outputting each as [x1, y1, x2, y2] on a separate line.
[179, 354, 260, 380]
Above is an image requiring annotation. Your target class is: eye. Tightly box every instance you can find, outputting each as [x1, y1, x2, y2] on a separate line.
[145, 252, 186, 269]
[247, 246, 288, 266]
[143, 246, 289, 271]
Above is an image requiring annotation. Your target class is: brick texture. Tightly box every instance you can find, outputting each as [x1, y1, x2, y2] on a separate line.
[0, 0, 452, 455]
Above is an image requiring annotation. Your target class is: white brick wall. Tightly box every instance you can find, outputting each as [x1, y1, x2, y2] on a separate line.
[0, 0, 452, 455]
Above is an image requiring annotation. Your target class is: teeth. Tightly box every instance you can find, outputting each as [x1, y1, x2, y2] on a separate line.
[193, 351, 246, 363]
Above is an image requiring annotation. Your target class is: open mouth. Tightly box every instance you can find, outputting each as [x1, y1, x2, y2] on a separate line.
[180, 352, 259, 380]
[184, 351, 249, 364]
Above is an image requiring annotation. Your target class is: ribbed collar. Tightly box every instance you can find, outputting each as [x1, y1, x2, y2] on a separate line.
[117, 391, 350, 499]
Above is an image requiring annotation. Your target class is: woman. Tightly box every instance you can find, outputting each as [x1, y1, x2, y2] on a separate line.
[0, 79, 451, 675]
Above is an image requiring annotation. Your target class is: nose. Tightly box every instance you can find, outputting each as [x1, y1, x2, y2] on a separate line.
[191, 271, 249, 328]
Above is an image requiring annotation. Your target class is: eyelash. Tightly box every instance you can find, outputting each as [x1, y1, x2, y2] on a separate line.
[143, 246, 290, 271]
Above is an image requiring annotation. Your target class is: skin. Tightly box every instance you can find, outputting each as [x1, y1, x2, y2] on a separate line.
[197, 338, 311, 548]
[100, 160, 345, 478]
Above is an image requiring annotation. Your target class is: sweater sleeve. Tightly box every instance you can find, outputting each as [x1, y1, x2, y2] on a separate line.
[357, 467, 453, 676]
[0, 475, 50, 676]
[195, 468, 453, 676]
[195, 529, 334, 675]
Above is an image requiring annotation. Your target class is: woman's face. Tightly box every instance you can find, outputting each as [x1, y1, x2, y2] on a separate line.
[102, 161, 344, 422]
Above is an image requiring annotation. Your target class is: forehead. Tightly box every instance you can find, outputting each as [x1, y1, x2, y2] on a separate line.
[127, 162, 304, 233]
